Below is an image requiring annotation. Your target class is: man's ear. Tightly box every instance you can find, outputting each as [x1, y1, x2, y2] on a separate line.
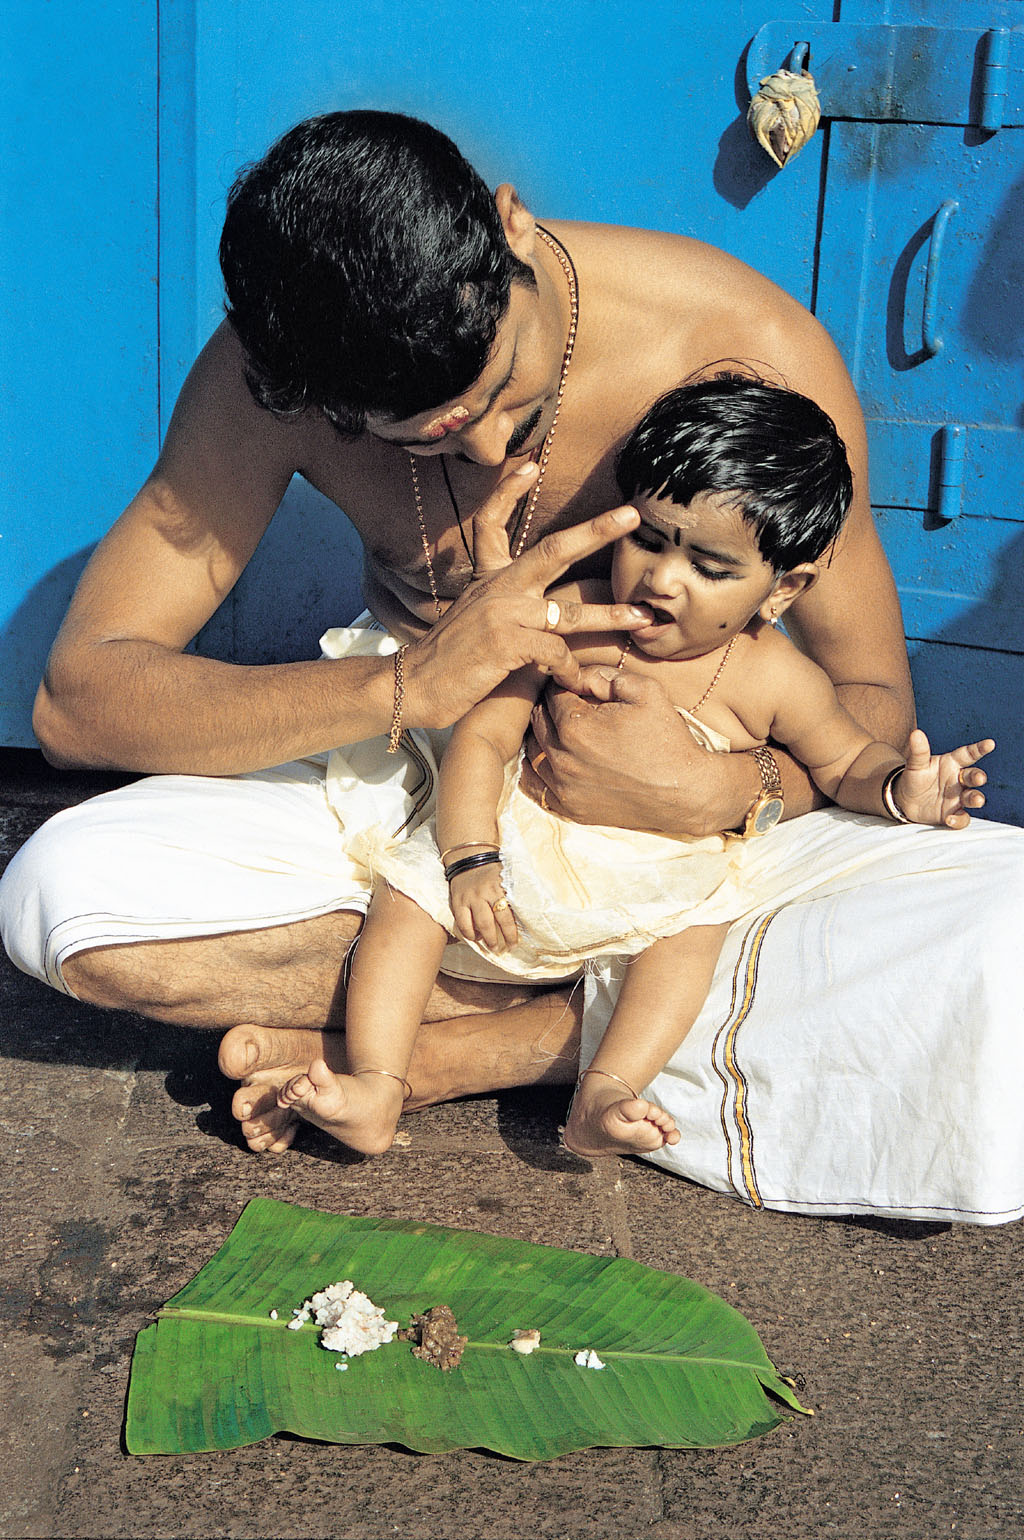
[494, 183, 537, 261]
[759, 563, 818, 623]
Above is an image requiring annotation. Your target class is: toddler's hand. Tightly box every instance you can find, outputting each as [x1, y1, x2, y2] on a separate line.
[449, 866, 518, 951]
[896, 728, 995, 828]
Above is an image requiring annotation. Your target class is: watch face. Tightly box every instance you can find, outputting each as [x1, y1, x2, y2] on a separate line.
[753, 796, 784, 835]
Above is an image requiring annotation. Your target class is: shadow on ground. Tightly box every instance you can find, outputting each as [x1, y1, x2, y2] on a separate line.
[2, 750, 1021, 1540]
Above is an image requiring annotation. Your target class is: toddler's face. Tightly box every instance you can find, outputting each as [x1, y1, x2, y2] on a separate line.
[611, 491, 780, 660]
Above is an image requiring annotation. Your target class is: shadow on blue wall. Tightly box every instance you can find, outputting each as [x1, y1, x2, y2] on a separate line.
[906, 525, 1024, 826]
[961, 166, 1024, 376]
[0, 548, 96, 744]
[193, 477, 365, 665]
[0, 479, 366, 749]
[712, 44, 778, 210]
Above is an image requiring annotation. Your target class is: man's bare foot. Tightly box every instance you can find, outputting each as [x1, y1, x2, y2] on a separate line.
[219, 1024, 346, 1153]
[277, 1058, 405, 1155]
[563, 1084, 680, 1158]
[219, 988, 580, 1155]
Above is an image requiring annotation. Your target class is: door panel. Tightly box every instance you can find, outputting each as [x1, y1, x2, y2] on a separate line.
[0, 4, 157, 743]
[4, 1, 1021, 827]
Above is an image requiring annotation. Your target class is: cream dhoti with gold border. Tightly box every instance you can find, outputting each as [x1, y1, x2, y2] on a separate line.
[362, 711, 748, 985]
[1, 622, 1022, 1224]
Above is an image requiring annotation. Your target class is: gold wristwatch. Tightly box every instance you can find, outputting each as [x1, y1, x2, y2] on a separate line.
[739, 746, 784, 837]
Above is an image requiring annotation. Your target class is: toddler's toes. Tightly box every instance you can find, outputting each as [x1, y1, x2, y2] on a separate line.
[647, 1104, 678, 1136]
[277, 1073, 314, 1109]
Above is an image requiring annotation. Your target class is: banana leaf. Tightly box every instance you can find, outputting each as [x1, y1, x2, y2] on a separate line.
[125, 1197, 807, 1460]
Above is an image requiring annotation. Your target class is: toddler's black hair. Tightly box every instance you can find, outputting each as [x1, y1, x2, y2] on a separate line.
[615, 374, 853, 572]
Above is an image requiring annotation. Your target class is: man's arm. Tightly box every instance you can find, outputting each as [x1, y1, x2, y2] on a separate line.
[34, 327, 645, 774]
[32, 324, 371, 772]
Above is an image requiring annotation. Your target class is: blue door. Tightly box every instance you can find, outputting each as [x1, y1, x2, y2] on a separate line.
[3, 0, 1021, 821]
[749, 4, 1024, 819]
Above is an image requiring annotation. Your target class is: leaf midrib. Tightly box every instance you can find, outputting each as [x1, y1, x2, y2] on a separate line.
[156, 1308, 773, 1370]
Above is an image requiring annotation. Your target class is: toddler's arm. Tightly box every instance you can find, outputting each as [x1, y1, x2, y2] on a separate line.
[437, 668, 541, 950]
[767, 646, 992, 828]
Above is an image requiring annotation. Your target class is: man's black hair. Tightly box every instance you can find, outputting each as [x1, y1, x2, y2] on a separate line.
[615, 374, 854, 572]
[219, 110, 535, 433]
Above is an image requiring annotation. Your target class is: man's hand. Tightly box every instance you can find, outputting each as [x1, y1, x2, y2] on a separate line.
[403, 464, 647, 730]
[521, 667, 746, 837]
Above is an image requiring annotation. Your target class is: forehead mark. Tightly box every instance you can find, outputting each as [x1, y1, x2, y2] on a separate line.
[420, 404, 472, 439]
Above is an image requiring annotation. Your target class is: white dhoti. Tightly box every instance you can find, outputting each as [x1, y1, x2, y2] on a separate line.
[2, 624, 1022, 1225]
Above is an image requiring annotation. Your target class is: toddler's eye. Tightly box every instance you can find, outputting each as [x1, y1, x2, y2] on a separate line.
[692, 562, 732, 582]
[628, 527, 662, 551]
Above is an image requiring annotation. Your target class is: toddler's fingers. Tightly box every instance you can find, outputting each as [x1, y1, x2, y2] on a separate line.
[453, 904, 477, 944]
[470, 896, 501, 950]
[904, 727, 932, 769]
[494, 903, 519, 949]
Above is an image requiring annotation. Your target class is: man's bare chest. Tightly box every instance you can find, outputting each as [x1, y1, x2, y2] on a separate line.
[302, 432, 625, 599]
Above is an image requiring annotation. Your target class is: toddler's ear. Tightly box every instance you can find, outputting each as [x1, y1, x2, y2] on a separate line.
[760, 563, 818, 623]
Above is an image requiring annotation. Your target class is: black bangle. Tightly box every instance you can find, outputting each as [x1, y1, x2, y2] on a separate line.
[444, 851, 502, 883]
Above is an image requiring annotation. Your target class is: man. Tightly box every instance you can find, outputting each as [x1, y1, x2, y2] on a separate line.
[3, 112, 1021, 1219]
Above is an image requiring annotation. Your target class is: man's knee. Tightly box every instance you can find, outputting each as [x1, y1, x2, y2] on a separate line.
[61, 943, 188, 1016]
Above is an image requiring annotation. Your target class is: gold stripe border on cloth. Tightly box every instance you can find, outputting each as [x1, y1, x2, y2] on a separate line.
[709, 908, 784, 1209]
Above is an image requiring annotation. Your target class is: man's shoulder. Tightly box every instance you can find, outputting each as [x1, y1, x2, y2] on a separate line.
[548, 218, 794, 308]
[543, 218, 827, 398]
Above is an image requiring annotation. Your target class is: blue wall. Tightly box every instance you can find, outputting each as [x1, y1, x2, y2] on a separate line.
[2, 0, 1022, 817]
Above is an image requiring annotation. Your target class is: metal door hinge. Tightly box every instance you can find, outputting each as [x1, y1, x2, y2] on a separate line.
[747, 23, 1023, 129]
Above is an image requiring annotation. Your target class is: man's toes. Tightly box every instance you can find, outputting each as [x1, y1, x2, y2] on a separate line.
[240, 1106, 298, 1150]
[218, 1023, 264, 1081]
[254, 1122, 299, 1154]
[232, 1081, 270, 1123]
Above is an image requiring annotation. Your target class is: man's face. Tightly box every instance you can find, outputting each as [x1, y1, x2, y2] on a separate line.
[366, 280, 565, 468]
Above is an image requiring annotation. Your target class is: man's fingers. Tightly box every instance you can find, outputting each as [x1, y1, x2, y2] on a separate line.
[471, 463, 540, 576]
[547, 598, 649, 635]
[574, 665, 622, 702]
[489, 505, 640, 593]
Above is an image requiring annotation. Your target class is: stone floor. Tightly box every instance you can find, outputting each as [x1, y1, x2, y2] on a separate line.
[1, 748, 1022, 1540]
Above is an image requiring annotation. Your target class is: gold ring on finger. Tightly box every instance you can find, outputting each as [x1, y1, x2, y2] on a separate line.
[492, 897, 510, 913]
[545, 598, 561, 631]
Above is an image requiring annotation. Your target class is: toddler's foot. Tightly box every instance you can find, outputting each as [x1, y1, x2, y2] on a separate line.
[563, 1085, 680, 1158]
[277, 1057, 405, 1155]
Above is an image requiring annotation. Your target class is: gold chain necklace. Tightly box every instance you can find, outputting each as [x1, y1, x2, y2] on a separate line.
[408, 224, 579, 621]
[616, 632, 739, 715]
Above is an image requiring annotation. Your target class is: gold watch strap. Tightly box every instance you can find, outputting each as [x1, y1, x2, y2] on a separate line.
[752, 745, 782, 796]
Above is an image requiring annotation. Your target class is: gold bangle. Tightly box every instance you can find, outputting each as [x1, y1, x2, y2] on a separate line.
[438, 842, 499, 867]
[386, 644, 409, 754]
[352, 1068, 414, 1101]
[880, 764, 910, 823]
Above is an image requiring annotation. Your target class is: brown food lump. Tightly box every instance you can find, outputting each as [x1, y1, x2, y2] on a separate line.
[399, 1304, 468, 1371]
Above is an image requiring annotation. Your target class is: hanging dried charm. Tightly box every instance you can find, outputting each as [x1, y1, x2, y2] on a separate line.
[747, 68, 821, 168]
